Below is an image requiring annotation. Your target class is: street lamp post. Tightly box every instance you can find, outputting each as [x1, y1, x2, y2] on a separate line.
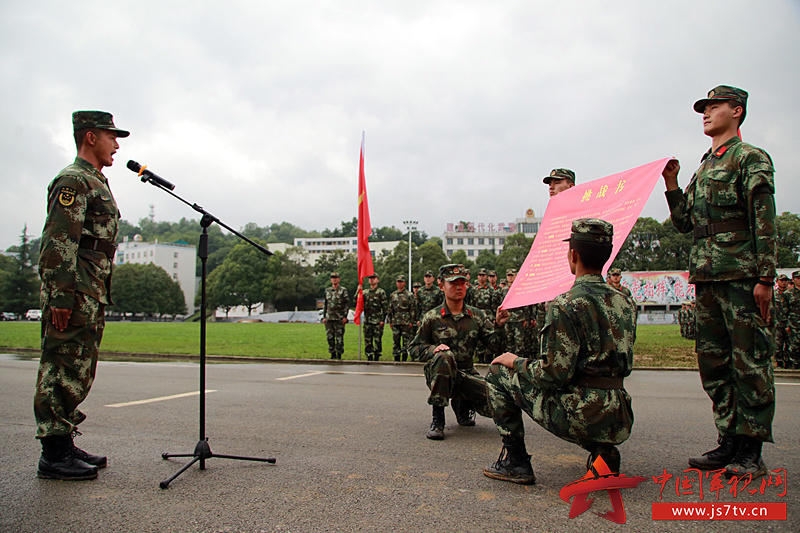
[403, 219, 418, 286]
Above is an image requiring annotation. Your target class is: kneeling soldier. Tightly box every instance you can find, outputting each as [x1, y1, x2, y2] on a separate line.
[485, 219, 636, 484]
[409, 264, 503, 439]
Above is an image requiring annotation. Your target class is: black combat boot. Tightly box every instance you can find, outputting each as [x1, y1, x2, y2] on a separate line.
[70, 430, 107, 469]
[37, 436, 98, 480]
[724, 437, 767, 479]
[425, 406, 445, 440]
[483, 437, 535, 485]
[451, 398, 476, 426]
[688, 435, 739, 470]
[586, 443, 621, 474]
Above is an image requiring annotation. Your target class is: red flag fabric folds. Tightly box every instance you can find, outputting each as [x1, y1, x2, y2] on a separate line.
[353, 132, 374, 325]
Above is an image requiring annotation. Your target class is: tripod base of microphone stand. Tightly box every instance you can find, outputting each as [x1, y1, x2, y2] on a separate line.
[159, 438, 276, 489]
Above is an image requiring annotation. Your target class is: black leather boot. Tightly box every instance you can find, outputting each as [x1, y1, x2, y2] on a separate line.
[688, 435, 739, 470]
[70, 431, 107, 469]
[425, 406, 445, 440]
[451, 399, 476, 426]
[724, 437, 767, 479]
[37, 436, 98, 480]
[483, 438, 535, 485]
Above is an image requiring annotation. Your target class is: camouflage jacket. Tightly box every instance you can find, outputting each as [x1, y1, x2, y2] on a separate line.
[409, 303, 501, 370]
[774, 288, 790, 327]
[324, 285, 350, 321]
[416, 285, 444, 317]
[38, 157, 119, 307]
[388, 289, 417, 325]
[511, 274, 636, 389]
[360, 286, 388, 325]
[471, 284, 496, 312]
[666, 136, 776, 282]
[500, 287, 531, 322]
[786, 288, 800, 333]
[609, 282, 632, 298]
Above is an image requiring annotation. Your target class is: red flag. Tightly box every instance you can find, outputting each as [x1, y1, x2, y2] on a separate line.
[353, 132, 374, 325]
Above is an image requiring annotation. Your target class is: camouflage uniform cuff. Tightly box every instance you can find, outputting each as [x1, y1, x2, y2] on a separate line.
[664, 188, 684, 210]
[512, 356, 527, 374]
[48, 292, 75, 309]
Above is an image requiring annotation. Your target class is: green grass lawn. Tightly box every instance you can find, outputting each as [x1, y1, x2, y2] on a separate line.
[0, 321, 697, 367]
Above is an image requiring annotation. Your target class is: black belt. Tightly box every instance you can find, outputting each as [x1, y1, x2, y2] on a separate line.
[574, 376, 624, 389]
[79, 235, 116, 260]
[693, 220, 748, 240]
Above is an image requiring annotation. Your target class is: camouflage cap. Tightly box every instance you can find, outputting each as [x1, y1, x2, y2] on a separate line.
[72, 110, 130, 137]
[439, 264, 468, 282]
[564, 218, 613, 245]
[506, 268, 517, 276]
[608, 267, 622, 275]
[423, 270, 434, 277]
[488, 270, 497, 276]
[693, 85, 748, 124]
[778, 274, 789, 281]
[412, 281, 421, 288]
[396, 275, 406, 282]
[330, 272, 340, 278]
[793, 271, 800, 279]
[477, 268, 488, 275]
[543, 168, 576, 185]
[367, 273, 378, 279]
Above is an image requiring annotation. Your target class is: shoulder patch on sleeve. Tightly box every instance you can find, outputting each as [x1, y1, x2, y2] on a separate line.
[57, 186, 77, 207]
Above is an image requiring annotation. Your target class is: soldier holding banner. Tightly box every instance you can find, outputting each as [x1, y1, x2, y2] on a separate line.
[662, 85, 776, 480]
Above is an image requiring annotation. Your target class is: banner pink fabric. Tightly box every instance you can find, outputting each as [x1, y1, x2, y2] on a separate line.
[501, 158, 672, 309]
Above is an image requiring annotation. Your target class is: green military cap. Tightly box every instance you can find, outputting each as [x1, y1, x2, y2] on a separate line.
[72, 110, 130, 137]
[693, 85, 748, 124]
[477, 268, 488, 275]
[506, 268, 517, 276]
[439, 264, 468, 282]
[543, 168, 576, 185]
[608, 267, 622, 275]
[412, 281, 421, 288]
[367, 273, 378, 279]
[396, 274, 406, 282]
[778, 274, 789, 281]
[423, 270, 434, 277]
[792, 271, 800, 279]
[564, 218, 613, 245]
[330, 272, 340, 278]
[488, 270, 497, 276]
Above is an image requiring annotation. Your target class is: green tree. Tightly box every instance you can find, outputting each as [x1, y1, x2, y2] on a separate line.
[495, 233, 532, 275]
[475, 249, 497, 272]
[271, 252, 317, 310]
[776, 212, 800, 267]
[111, 263, 186, 317]
[207, 239, 276, 315]
[0, 226, 39, 314]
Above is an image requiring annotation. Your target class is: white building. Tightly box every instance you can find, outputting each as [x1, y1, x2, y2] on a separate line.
[292, 237, 401, 266]
[441, 209, 542, 258]
[114, 235, 197, 313]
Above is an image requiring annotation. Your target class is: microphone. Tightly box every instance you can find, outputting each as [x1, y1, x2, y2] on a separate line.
[127, 160, 176, 191]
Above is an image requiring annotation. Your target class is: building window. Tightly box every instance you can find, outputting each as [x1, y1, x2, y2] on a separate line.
[499, 238, 505, 246]
[457, 238, 463, 245]
[173, 262, 178, 268]
[467, 238, 474, 245]
[467, 249, 474, 256]
[174, 252, 178, 258]
[489, 238, 494, 245]
[446, 249, 453, 257]
[173, 274, 178, 280]
[446, 238, 453, 245]
[478, 238, 484, 245]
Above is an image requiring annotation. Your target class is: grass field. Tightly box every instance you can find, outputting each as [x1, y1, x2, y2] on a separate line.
[0, 322, 696, 367]
[0, 321, 697, 367]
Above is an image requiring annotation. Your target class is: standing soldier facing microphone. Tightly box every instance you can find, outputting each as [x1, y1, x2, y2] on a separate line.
[662, 85, 776, 479]
[34, 111, 129, 480]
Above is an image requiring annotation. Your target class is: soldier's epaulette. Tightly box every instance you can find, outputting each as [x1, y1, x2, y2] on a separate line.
[440, 307, 446, 317]
[714, 145, 728, 158]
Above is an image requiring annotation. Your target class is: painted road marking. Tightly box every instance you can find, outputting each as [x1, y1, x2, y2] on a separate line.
[106, 390, 217, 408]
[277, 370, 422, 381]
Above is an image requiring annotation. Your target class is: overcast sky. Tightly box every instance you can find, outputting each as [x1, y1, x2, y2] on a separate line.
[2, 1, 798, 250]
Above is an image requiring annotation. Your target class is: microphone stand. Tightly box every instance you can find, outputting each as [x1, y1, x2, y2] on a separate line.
[135, 172, 276, 489]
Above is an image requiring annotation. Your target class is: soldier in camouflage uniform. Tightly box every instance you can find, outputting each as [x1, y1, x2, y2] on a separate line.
[471, 268, 497, 363]
[501, 269, 533, 358]
[416, 270, 443, 320]
[323, 272, 349, 359]
[607, 267, 632, 297]
[773, 274, 791, 368]
[785, 271, 800, 369]
[409, 264, 503, 440]
[388, 275, 417, 361]
[484, 219, 636, 484]
[678, 303, 688, 338]
[34, 111, 129, 481]
[663, 85, 776, 480]
[360, 274, 388, 361]
[687, 301, 697, 340]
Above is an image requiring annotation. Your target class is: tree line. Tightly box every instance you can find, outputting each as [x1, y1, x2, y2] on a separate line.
[3, 213, 800, 316]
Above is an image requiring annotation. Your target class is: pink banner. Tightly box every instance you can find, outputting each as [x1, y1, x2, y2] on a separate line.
[621, 271, 695, 304]
[502, 158, 672, 309]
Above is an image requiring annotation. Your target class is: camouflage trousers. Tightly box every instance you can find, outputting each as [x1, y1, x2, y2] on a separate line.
[486, 364, 633, 447]
[423, 352, 492, 417]
[363, 322, 384, 360]
[786, 327, 800, 367]
[391, 324, 415, 361]
[774, 324, 789, 367]
[34, 292, 104, 438]
[695, 280, 775, 442]
[504, 321, 530, 358]
[325, 320, 345, 358]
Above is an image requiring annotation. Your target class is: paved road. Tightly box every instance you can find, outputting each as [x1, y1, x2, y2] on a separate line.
[1, 353, 797, 532]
